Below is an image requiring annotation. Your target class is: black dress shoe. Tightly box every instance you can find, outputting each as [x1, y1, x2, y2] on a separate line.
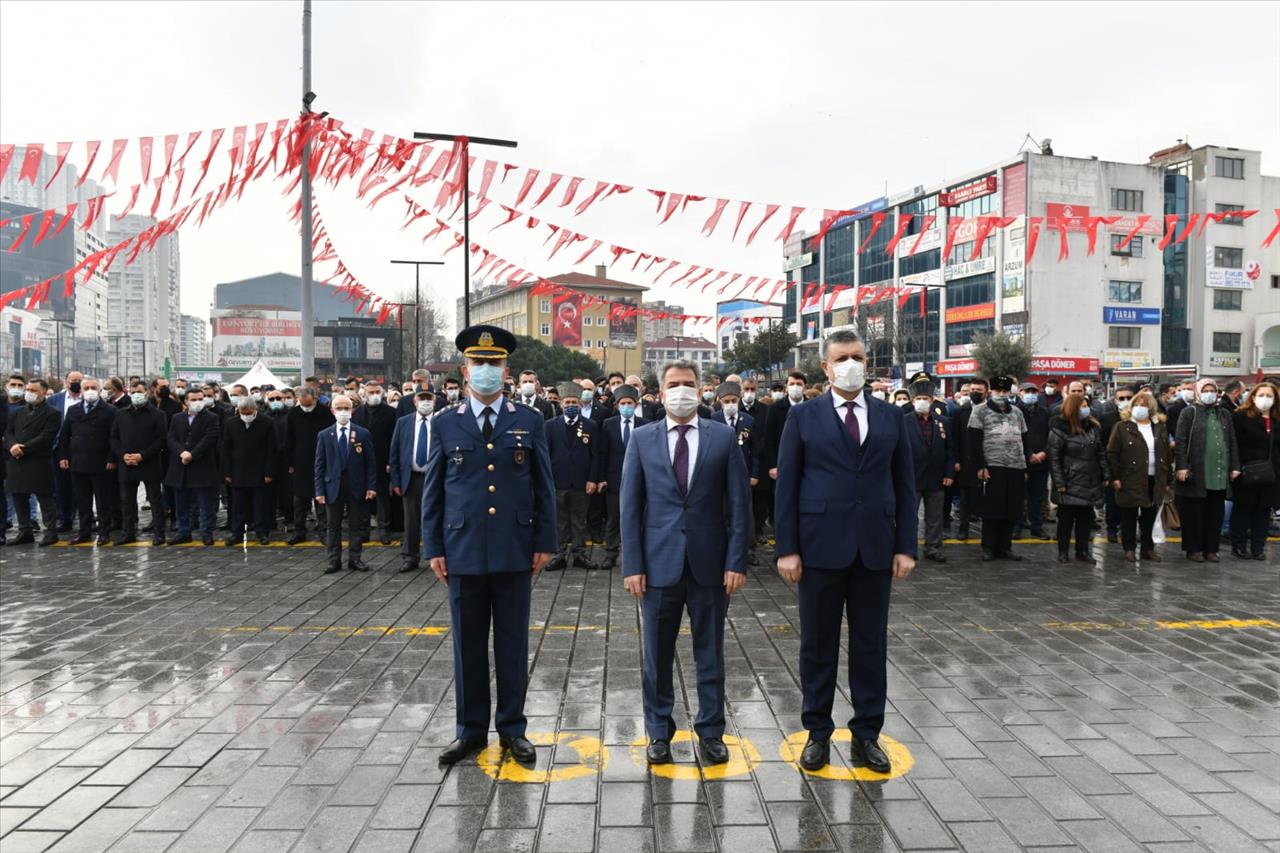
[500, 735, 537, 764]
[599, 559, 617, 573]
[378, 532, 392, 545]
[152, 533, 166, 546]
[1107, 533, 1120, 544]
[286, 532, 307, 545]
[572, 555, 597, 570]
[699, 737, 730, 765]
[324, 562, 342, 574]
[923, 551, 947, 563]
[116, 532, 137, 546]
[1057, 553, 1070, 563]
[169, 533, 192, 545]
[225, 535, 243, 547]
[799, 737, 830, 772]
[544, 556, 566, 572]
[980, 549, 996, 561]
[39, 532, 57, 547]
[257, 535, 270, 546]
[852, 738, 891, 773]
[348, 559, 371, 572]
[398, 562, 419, 574]
[95, 534, 111, 546]
[201, 533, 214, 546]
[646, 739, 672, 765]
[10, 531, 35, 545]
[1000, 551, 1024, 561]
[438, 737, 486, 765]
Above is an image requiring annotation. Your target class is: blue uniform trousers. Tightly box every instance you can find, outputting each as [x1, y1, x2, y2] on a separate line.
[799, 559, 893, 741]
[641, 566, 728, 741]
[448, 570, 531, 740]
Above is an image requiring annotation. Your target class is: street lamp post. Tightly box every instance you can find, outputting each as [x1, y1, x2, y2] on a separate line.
[411, 132, 519, 328]
[390, 260, 444, 369]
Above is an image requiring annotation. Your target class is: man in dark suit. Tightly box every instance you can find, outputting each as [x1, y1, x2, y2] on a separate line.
[221, 399, 278, 546]
[422, 325, 556, 766]
[4, 379, 62, 546]
[545, 383, 601, 571]
[514, 370, 555, 420]
[774, 329, 917, 775]
[710, 381, 759, 549]
[165, 388, 222, 545]
[1015, 382, 1052, 539]
[352, 380, 398, 544]
[46, 370, 83, 531]
[947, 378, 986, 540]
[621, 359, 751, 766]
[905, 378, 956, 562]
[58, 378, 118, 545]
[264, 389, 292, 532]
[598, 384, 645, 573]
[111, 381, 169, 545]
[394, 369, 432, 418]
[284, 386, 335, 543]
[762, 371, 807, 483]
[314, 394, 377, 573]
[389, 390, 435, 573]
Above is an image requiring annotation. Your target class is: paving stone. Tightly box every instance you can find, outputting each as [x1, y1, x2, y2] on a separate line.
[4, 768, 95, 808]
[1, 831, 66, 852]
[768, 801, 837, 850]
[166, 806, 259, 853]
[654, 803, 716, 852]
[369, 784, 435, 829]
[600, 781, 653, 827]
[982, 797, 1072, 847]
[44, 807, 146, 852]
[23, 786, 123, 831]
[228, 830, 301, 853]
[291, 805, 371, 853]
[538, 803, 597, 853]
[412, 805, 485, 852]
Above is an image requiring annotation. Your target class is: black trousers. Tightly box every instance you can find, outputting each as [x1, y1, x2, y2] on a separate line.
[120, 479, 164, 536]
[1104, 487, 1120, 535]
[1177, 490, 1226, 555]
[53, 462, 75, 526]
[605, 488, 621, 560]
[1229, 499, 1272, 556]
[14, 491, 56, 534]
[231, 486, 272, 537]
[400, 471, 425, 565]
[71, 471, 115, 533]
[1119, 477, 1158, 553]
[799, 560, 892, 740]
[274, 474, 294, 527]
[586, 491, 606, 540]
[448, 571, 531, 739]
[1056, 505, 1094, 556]
[980, 519, 1015, 555]
[293, 494, 326, 536]
[555, 489, 590, 558]
[324, 475, 369, 564]
[751, 478, 772, 537]
[369, 474, 392, 536]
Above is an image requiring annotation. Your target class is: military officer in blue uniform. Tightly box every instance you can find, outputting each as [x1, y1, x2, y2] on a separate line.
[423, 325, 557, 767]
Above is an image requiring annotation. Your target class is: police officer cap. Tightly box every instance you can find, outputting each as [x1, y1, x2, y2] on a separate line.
[989, 375, 1015, 392]
[908, 379, 935, 398]
[716, 381, 742, 400]
[613, 384, 639, 403]
[908, 370, 934, 387]
[455, 324, 517, 359]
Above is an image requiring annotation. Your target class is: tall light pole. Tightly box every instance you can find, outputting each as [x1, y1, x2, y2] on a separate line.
[390, 259, 443, 369]
[299, 0, 316, 378]
[411, 132, 518, 328]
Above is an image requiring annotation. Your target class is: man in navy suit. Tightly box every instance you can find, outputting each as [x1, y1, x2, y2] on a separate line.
[422, 325, 556, 767]
[545, 383, 601, 572]
[165, 388, 222, 545]
[58, 377, 118, 545]
[711, 381, 760, 549]
[621, 359, 751, 766]
[774, 329, 917, 775]
[905, 377, 956, 562]
[597, 384, 644, 573]
[46, 370, 83, 531]
[389, 389, 435, 574]
[314, 394, 377, 574]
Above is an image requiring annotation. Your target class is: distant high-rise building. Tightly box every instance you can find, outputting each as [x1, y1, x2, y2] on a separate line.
[178, 314, 209, 367]
[643, 300, 685, 342]
[106, 215, 181, 376]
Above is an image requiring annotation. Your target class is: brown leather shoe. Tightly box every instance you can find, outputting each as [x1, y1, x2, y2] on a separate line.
[1187, 552, 1204, 563]
[1141, 548, 1161, 562]
[1204, 552, 1219, 563]
[1123, 551, 1136, 563]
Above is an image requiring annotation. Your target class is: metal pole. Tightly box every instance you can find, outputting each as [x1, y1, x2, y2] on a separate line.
[415, 264, 421, 365]
[299, 0, 315, 379]
[462, 139, 471, 328]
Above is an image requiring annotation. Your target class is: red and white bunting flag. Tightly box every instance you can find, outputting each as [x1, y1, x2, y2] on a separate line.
[653, 259, 681, 283]
[51, 204, 77, 239]
[883, 213, 913, 256]
[531, 173, 563, 208]
[45, 142, 72, 188]
[190, 128, 224, 197]
[745, 204, 780, 246]
[775, 206, 805, 244]
[29, 209, 57, 247]
[558, 175, 584, 208]
[731, 201, 752, 241]
[76, 141, 102, 186]
[138, 136, 154, 183]
[573, 181, 609, 215]
[18, 144, 44, 184]
[0, 144, 15, 184]
[116, 184, 142, 219]
[575, 239, 604, 264]
[701, 198, 729, 236]
[101, 138, 129, 183]
[514, 168, 540, 207]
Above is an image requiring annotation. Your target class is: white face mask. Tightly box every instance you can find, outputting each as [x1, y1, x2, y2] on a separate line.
[662, 385, 699, 418]
[333, 409, 352, 425]
[284, 399, 296, 408]
[520, 382, 536, 397]
[417, 400, 435, 416]
[366, 394, 382, 406]
[831, 358, 866, 393]
[24, 391, 39, 405]
[7, 386, 24, 400]
[1117, 400, 1132, 412]
[300, 403, 315, 412]
[446, 389, 459, 402]
[742, 391, 756, 405]
[1131, 406, 1150, 421]
[771, 391, 785, 402]
[83, 389, 100, 403]
[130, 392, 148, 407]
[722, 402, 739, 419]
[187, 399, 204, 413]
[787, 385, 804, 401]
[1255, 395, 1274, 412]
[229, 395, 243, 408]
[1180, 389, 1196, 403]
[240, 413, 256, 424]
[175, 386, 187, 397]
[701, 390, 715, 403]
[251, 392, 261, 402]
[913, 399, 931, 415]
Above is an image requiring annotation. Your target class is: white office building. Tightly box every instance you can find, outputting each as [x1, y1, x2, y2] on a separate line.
[178, 313, 209, 367]
[106, 215, 181, 376]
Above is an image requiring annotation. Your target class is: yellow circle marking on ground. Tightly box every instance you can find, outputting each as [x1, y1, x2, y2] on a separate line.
[779, 731, 914, 781]
[628, 731, 761, 781]
[475, 732, 607, 783]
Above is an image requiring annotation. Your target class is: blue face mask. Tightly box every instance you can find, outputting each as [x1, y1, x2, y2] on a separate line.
[580, 389, 594, 403]
[563, 404, 580, 420]
[1080, 406, 1092, 419]
[618, 404, 635, 419]
[467, 364, 503, 396]
[1200, 391, 1217, 406]
[1022, 393, 1038, 405]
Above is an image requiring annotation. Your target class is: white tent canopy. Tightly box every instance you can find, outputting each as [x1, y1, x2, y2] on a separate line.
[230, 361, 288, 389]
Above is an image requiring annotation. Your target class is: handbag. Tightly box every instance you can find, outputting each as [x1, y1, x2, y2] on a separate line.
[1160, 500, 1181, 531]
[1238, 458, 1276, 488]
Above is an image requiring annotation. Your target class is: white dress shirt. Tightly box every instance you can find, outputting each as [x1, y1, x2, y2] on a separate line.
[63, 393, 81, 413]
[830, 389, 868, 445]
[469, 394, 500, 434]
[665, 416, 700, 486]
[411, 413, 432, 473]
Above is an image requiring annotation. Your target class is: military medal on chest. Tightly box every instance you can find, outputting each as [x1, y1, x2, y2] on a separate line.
[514, 432, 526, 465]
[577, 423, 588, 445]
[452, 445, 464, 466]
[738, 427, 750, 447]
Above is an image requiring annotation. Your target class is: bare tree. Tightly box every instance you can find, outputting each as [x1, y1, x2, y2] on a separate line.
[394, 288, 450, 376]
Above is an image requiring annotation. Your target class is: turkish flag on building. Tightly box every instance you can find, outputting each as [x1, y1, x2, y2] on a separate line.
[552, 292, 582, 346]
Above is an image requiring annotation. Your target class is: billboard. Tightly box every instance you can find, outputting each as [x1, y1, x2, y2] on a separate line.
[552, 292, 582, 346]
[609, 296, 638, 349]
[210, 309, 302, 370]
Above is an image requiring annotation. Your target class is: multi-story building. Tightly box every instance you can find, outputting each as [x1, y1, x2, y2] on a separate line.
[106, 214, 181, 376]
[642, 335, 717, 375]
[784, 142, 1278, 387]
[215, 272, 366, 321]
[461, 265, 648, 376]
[178, 313, 209, 367]
[643, 299, 686, 342]
[715, 299, 785, 361]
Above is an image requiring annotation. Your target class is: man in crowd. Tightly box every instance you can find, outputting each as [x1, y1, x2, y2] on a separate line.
[441, 376, 464, 408]
[1015, 381, 1052, 539]
[621, 359, 750, 767]
[905, 376, 955, 562]
[48, 369, 84, 531]
[165, 387, 221, 545]
[59, 377, 117, 546]
[515, 370, 555, 419]
[389, 389, 435, 573]
[353, 380, 398, 544]
[264, 388, 293, 532]
[396, 369, 433, 417]
[111, 380, 169, 545]
[284, 386, 334, 543]
[762, 371, 807, 485]
[546, 382, 601, 571]
[947, 378, 986, 540]
[598, 384, 645, 573]
[222, 398, 278, 546]
[4, 379, 62, 546]
[314, 394, 376, 573]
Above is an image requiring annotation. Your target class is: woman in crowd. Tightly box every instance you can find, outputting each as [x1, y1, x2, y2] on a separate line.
[967, 376, 1029, 561]
[1174, 378, 1240, 563]
[1047, 392, 1110, 565]
[1229, 380, 1279, 560]
[1106, 389, 1171, 563]
[892, 389, 911, 408]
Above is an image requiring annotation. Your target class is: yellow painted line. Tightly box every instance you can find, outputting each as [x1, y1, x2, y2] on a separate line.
[1041, 618, 1280, 632]
[476, 732, 607, 783]
[780, 731, 913, 781]
[628, 732, 761, 781]
[1156, 618, 1280, 630]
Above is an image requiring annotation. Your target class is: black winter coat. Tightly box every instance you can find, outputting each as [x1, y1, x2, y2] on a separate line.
[165, 409, 222, 489]
[4, 402, 61, 494]
[352, 401, 397, 480]
[58, 401, 117, 474]
[1106, 418, 1171, 508]
[1047, 416, 1110, 506]
[1231, 411, 1280, 506]
[284, 406, 335, 498]
[221, 416, 278, 487]
[110, 403, 169, 483]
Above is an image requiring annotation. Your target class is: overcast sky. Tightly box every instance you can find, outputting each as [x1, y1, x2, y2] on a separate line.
[2, 0, 1277, 331]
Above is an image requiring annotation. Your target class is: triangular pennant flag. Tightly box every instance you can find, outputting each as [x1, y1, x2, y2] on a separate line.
[101, 138, 129, 183]
[18, 144, 44, 184]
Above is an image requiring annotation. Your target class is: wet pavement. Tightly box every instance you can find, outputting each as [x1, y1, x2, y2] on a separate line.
[1, 533, 1278, 852]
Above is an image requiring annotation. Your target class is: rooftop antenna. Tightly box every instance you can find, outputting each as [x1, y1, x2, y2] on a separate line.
[1018, 133, 1053, 156]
